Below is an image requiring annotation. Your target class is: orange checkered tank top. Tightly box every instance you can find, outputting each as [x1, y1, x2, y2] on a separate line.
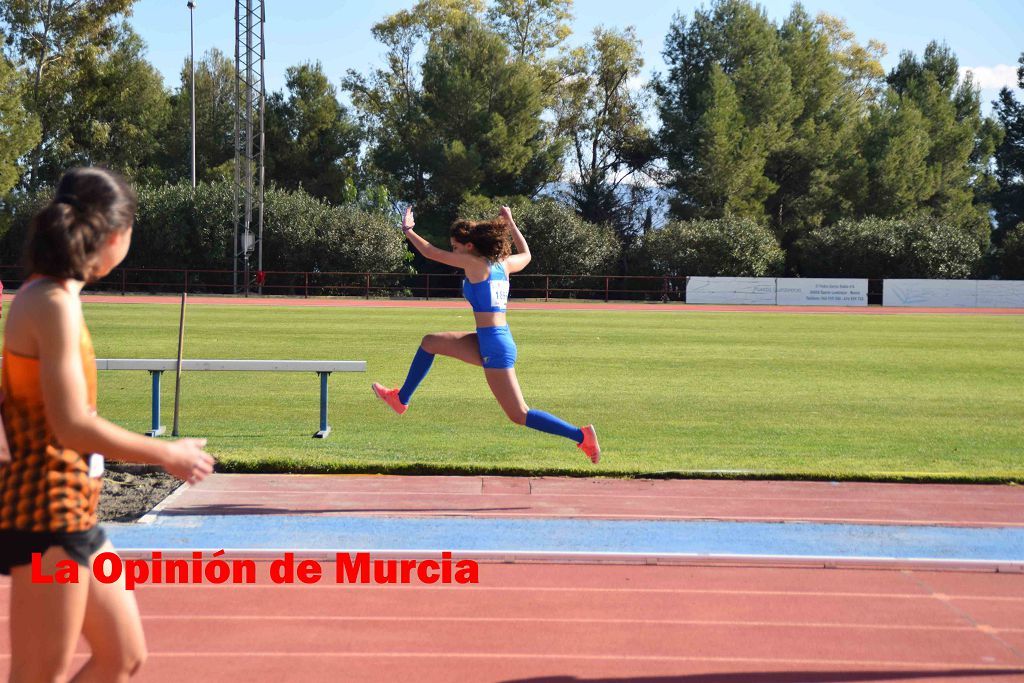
[0, 295, 100, 532]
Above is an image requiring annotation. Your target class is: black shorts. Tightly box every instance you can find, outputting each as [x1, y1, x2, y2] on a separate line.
[0, 526, 107, 575]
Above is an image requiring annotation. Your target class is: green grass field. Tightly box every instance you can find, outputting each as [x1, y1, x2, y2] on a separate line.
[8, 303, 1024, 482]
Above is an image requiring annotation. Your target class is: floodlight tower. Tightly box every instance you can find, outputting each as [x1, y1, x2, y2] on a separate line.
[233, 0, 266, 294]
[187, 1, 196, 189]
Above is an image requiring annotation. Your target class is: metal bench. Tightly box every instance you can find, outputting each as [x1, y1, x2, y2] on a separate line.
[100, 359, 366, 438]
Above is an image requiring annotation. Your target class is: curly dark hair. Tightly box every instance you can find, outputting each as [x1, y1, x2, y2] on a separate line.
[23, 167, 137, 282]
[450, 219, 512, 262]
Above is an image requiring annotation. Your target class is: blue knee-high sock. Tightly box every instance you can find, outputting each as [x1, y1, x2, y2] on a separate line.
[398, 347, 435, 405]
[525, 409, 584, 444]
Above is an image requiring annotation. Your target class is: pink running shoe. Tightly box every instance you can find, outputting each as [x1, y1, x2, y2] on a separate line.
[372, 383, 407, 415]
[577, 425, 600, 464]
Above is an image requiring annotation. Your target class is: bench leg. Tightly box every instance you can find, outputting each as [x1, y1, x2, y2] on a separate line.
[146, 370, 166, 437]
[314, 371, 331, 438]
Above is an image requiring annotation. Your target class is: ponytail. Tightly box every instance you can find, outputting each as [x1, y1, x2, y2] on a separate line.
[22, 167, 137, 282]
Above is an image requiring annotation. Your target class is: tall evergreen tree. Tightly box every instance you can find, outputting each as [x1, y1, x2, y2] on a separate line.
[861, 42, 1001, 247]
[62, 25, 169, 183]
[654, 0, 800, 220]
[264, 62, 361, 204]
[347, 2, 562, 222]
[992, 53, 1024, 238]
[766, 5, 865, 271]
[344, 1, 484, 213]
[420, 15, 561, 213]
[857, 92, 932, 218]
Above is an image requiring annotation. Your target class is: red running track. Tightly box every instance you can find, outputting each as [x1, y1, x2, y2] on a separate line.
[0, 563, 1022, 682]
[162, 474, 1024, 528]
[2, 476, 1023, 680]
[58, 292, 1024, 315]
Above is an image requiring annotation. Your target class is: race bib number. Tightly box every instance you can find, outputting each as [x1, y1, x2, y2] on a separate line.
[490, 280, 509, 309]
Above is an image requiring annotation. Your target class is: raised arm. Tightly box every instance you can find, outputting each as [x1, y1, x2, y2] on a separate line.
[500, 206, 531, 274]
[401, 206, 479, 270]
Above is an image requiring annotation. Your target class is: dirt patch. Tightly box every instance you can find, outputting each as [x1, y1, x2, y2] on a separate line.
[98, 466, 182, 522]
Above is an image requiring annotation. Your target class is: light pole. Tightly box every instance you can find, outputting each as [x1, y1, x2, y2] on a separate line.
[188, 1, 197, 188]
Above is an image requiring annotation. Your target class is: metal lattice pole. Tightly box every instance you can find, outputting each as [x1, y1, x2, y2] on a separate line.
[188, 1, 196, 188]
[234, 0, 265, 295]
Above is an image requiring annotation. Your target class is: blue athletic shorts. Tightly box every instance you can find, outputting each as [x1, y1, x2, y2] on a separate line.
[477, 325, 517, 369]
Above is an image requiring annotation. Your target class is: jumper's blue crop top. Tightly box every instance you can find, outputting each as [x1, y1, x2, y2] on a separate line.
[463, 261, 510, 313]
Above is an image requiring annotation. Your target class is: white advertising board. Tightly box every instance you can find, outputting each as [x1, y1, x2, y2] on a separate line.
[686, 277, 776, 305]
[882, 280, 978, 307]
[776, 278, 868, 306]
[976, 280, 1024, 308]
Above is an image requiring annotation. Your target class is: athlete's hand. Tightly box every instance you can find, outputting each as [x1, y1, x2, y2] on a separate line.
[499, 206, 513, 224]
[402, 206, 415, 231]
[164, 438, 215, 485]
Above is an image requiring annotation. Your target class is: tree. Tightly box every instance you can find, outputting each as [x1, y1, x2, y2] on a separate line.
[765, 6, 866, 272]
[856, 92, 932, 218]
[654, 0, 800, 221]
[421, 16, 561, 213]
[0, 53, 40, 196]
[159, 48, 237, 183]
[554, 26, 656, 252]
[486, 0, 573, 96]
[59, 25, 169, 183]
[874, 42, 1001, 247]
[348, 4, 562, 225]
[264, 62, 361, 204]
[344, 2, 485, 213]
[992, 53, 1024, 239]
[487, 0, 573, 64]
[1, 0, 135, 187]
[815, 13, 886, 107]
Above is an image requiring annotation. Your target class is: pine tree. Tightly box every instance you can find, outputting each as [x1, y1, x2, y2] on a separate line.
[655, 0, 799, 221]
[264, 62, 361, 204]
[992, 53, 1024, 238]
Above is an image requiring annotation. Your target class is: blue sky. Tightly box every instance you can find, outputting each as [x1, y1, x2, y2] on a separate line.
[130, 0, 1023, 113]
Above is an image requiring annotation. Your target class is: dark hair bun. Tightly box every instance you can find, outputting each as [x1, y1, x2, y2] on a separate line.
[23, 167, 137, 282]
[450, 218, 512, 263]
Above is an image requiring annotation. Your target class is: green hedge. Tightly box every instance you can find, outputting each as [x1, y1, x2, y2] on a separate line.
[997, 223, 1024, 280]
[796, 216, 983, 279]
[636, 217, 785, 277]
[1, 182, 409, 274]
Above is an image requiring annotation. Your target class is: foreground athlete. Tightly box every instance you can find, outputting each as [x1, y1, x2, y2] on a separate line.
[1, 167, 214, 682]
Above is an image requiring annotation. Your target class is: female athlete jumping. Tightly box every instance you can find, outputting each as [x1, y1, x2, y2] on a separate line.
[372, 206, 600, 463]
